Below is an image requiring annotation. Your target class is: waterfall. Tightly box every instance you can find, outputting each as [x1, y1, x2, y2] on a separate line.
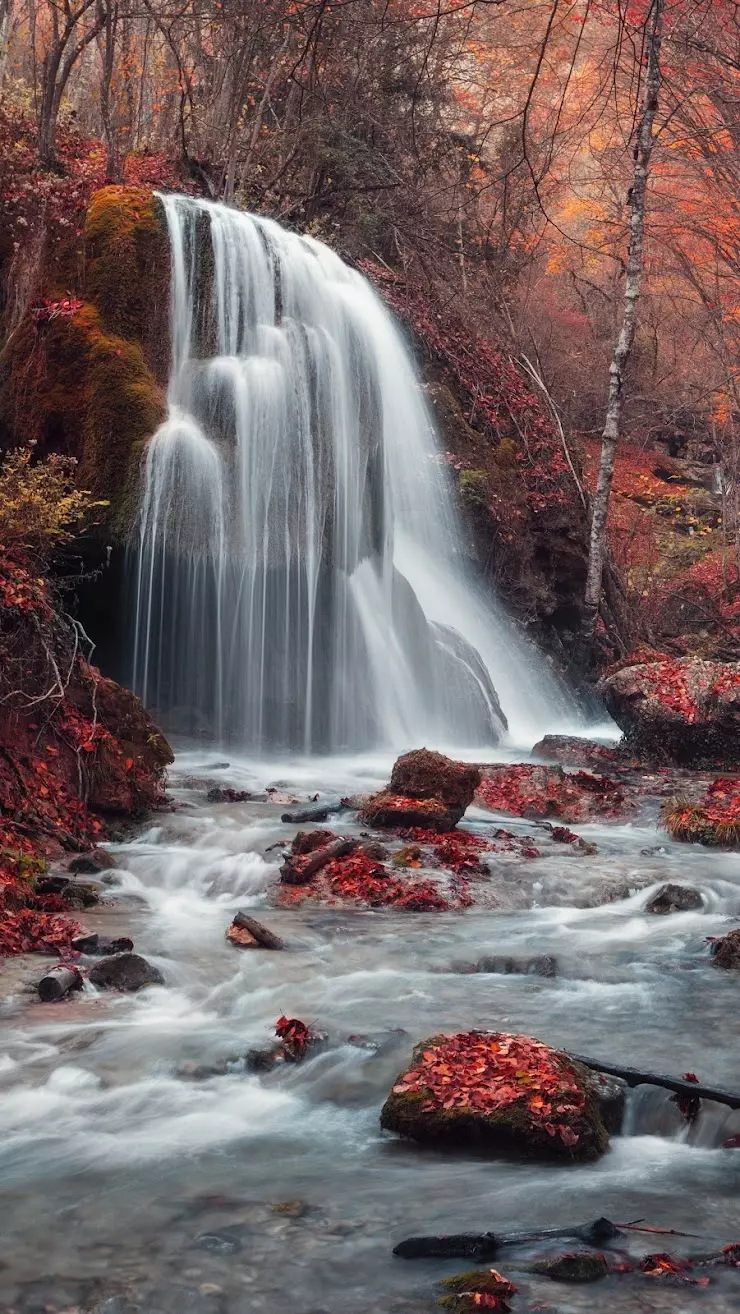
[132, 194, 569, 751]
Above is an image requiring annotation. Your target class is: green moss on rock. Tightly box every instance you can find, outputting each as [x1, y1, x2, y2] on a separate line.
[380, 1032, 610, 1163]
[0, 300, 165, 534]
[84, 186, 170, 372]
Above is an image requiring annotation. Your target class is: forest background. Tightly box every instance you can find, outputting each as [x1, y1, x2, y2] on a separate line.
[0, 0, 739, 666]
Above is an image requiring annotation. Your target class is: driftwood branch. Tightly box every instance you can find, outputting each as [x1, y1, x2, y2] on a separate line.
[280, 837, 357, 885]
[571, 1054, 740, 1110]
[394, 1217, 620, 1260]
[280, 800, 342, 823]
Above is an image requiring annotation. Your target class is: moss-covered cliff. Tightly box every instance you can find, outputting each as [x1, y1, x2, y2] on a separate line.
[0, 186, 169, 536]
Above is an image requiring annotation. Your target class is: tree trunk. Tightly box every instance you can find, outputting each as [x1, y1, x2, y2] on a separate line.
[577, 0, 665, 668]
[0, 0, 13, 92]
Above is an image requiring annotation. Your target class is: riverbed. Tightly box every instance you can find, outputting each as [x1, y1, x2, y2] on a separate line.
[2, 746, 740, 1313]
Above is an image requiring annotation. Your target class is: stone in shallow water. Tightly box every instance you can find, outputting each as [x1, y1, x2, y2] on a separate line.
[88, 952, 164, 991]
[527, 1251, 609, 1282]
[645, 883, 703, 914]
[381, 1031, 609, 1162]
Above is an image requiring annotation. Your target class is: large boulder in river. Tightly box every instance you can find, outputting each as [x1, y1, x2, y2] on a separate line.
[390, 749, 481, 814]
[600, 657, 740, 767]
[380, 1032, 609, 1161]
[89, 952, 164, 991]
[362, 749, 480, 831]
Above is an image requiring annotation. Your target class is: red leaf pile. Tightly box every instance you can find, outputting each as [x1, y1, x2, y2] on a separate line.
[476, 763, 627, 822]
[392, 1032, 587, 1148]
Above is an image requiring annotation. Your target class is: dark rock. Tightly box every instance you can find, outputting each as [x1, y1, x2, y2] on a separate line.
[473, 955, 558, 978]
[646, 883, 703, 914]
[64, 881, 102, 909]
[390, 749, 481, 813]
[71, 934, 135, 955]
[361, 792, 461, 832]
[528, 1251, 609, 1282]
[359, 839, 390, 860]
[291, 828, 336, 855]
[206, 787, 253, 803]
[600, 657, 740, 767]
[89, 952, 164, 991]
[531, 735, 619, 768]
[587, 1071, 627, 1134]
[36, 875, 71, 895]
[69, 847, 118, 874]
[381, 1032, 609, 1162]
[710, 928, 740, 969]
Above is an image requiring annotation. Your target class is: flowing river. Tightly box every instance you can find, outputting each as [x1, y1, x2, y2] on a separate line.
[2, 744, 740, 1313]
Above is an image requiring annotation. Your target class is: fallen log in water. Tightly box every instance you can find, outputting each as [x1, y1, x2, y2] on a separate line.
[570, 1054, 740, 1110]
[227, 912, 285, 950]
[280, 800, 343, 824]
[280, 837, 358, 885]
[393, 1217, 620, 1260]
[37, 965, 84, 1002]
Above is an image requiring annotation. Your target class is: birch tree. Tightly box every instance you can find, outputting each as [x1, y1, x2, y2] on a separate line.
[577, 0, 665, 665]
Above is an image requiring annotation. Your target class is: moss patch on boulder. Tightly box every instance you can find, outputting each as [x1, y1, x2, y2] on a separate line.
[381, 1031, 609, 1162]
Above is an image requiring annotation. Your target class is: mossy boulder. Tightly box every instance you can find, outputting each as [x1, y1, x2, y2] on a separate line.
[381, 1032, 609, 1162]
[527, 1252, 609, 1282]
[390, 749, 481, 815]
[360, 791, 460, 832]
[361, 749, 481, 831]
[439, 1268, 517, 1311]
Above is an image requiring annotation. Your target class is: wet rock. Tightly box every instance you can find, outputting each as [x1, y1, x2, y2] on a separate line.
[64, 881, 102, 909]
[359, 839, 390, 861]
[206, 787, 254, 803]
[270, 1199, 308, 1217]
[35, 873, 71, 895]
[381, 1032, 609, 1162]
[69, 847, 118, 874]
[600, 656, 740, 767]
[89, 952, 164, 991]
[72, 933, 135, 955]
[225, 912, 284, 950]
[281, 801, 341, 823]
[471, 955, 558, 978]
[347, 1027, 409, 1055]
[531, 735, 619, 768]
[587, 1071, 627, 1134]
[390, 749, 481, 815]
[438, 1268, 517, 1311]
[361, 792, 460, 832]
[528, 1251, 609, 1282]
[645, 883, 703, 914]
[710, 928, 740, 968]
[291, 828, 336, 855]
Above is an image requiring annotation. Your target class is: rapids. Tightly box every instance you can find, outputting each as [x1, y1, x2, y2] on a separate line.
[131, 195, 572, 752]
[2, 748, 740, 1313]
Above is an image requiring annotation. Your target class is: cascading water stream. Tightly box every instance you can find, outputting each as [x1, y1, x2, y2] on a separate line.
[132, 194, 571, 750]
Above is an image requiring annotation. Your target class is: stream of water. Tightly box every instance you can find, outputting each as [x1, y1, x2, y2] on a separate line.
[2, 747, 740, 1313]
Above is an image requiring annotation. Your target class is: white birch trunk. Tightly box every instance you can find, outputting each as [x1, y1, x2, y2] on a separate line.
[579, 0, 665, 664]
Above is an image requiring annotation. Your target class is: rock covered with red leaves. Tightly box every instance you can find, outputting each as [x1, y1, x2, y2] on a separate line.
[476, 763, 627, 822]
[362, 749, 481, 831]
[381, 1031, 610, 1161]
[600, 657, 740, 767]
